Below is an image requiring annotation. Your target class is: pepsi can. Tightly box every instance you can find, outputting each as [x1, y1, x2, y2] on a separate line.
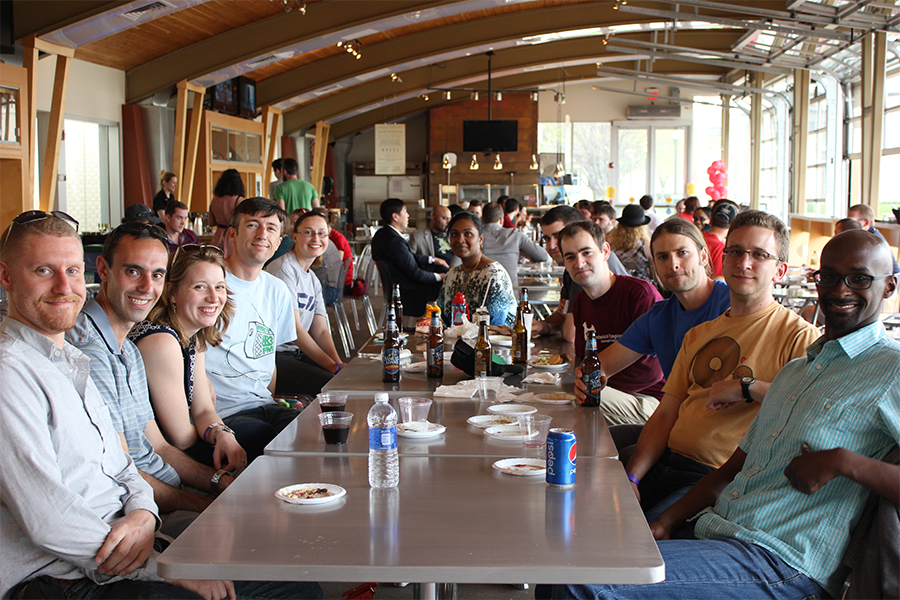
[546, 428, 576, 487]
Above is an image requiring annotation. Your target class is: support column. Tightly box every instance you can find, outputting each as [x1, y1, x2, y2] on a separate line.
[262, 106, 283, 187]
[311, 120, 331, 197]
[792, 69, 810, 214]
[176, 80, 205, 210]
[749, 73, 763, 209]
[720, 94, 730, 169]
[860, 32, 886, 212]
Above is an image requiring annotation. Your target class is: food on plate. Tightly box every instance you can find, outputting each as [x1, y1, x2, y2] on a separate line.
[530, 354, 571, 366]
[512, 463, 544, 471]
[415, 304, 442, 335]
[282, 487, 331, 500]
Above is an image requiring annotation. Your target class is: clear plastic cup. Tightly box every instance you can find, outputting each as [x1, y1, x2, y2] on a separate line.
[518, 414, 553, 450]
[318, 411, 353, 444]
[317, 393, 348, 413]
[397, 397, 432, 423]
[476, 375, 504, 402]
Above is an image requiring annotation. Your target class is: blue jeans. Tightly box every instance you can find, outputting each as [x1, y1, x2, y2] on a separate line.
[536, 538, 827, 600]
[67, 579, 323, 599]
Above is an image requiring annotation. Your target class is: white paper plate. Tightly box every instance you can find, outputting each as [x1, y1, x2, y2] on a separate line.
[488, 334, 535, 348]
[275, 483, 346, 505]
[528, 356, 571, 371]
[397, 422, 446, 439]
[492, 457, 546, 476]
[485, 424, 528, 441]
[532, 392, 577, 405]
[466, 414, 519, 429]
[487, 403, 537, 416]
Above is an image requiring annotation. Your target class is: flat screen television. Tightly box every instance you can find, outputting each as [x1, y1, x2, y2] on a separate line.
[236, 76, 256, 119]
[463, 120, 518, 153]
[207, 81, 236, 115]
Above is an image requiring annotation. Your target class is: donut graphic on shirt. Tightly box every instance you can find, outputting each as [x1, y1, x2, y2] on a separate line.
[690, 336, 753, 388]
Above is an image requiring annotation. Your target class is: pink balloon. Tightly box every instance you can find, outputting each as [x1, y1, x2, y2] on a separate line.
[710, 172, 725, 185]
[713, 160, 725, 170]
[714, 183, 727, 194]
[709, 190, 722, 200]
[707, 167, 717, 176]
[705, 186, 716, 197]
[718, 186, 728, 197]
[719, 169, 729, 180]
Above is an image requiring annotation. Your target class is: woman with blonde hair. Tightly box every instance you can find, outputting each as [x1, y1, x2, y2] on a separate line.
[130, 244, 270, 468]
[153, 170, 177, 220]
[608, 204, 653, 281]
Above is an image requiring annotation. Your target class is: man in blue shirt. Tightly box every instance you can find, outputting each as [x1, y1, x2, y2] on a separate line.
[573, 217, 730, 403]
[542, 229, 900, 600]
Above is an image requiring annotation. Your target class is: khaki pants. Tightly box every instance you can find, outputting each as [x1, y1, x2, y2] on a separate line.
[599, 387, 660, 426]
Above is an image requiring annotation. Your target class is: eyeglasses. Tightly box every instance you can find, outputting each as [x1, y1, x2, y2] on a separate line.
[812, 270, 892, 290]
[722, 247, 780, 263]
[172, 243, 225, 262]
[298, 229, 329, 238]
[3, 210, 79, 245]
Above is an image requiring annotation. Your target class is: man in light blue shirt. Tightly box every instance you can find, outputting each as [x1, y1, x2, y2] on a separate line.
[542, 229, 899, 600]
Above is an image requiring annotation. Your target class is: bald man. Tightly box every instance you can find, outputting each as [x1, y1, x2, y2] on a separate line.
[409, 204, 460, 267]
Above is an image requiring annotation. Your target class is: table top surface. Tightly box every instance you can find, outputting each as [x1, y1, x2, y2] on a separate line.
[265, 395, 617, 459]
[158, 454, 664, 585]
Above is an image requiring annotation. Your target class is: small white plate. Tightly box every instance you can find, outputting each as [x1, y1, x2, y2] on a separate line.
[275, 483, 346, 505]
[397, 422, 446, 439]
[492, 457, 546, 476]
[466, 414, 519, 429]
[533, 392, 577, 405]
[402, 361, 428, 373]
[488, 334, 535, 348]
[487, 403, 537, 416]
[528, 356, 571, 371]
[485, 424, 528, 441]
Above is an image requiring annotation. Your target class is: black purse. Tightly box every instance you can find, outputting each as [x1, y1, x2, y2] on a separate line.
[450, 340, 525, 378]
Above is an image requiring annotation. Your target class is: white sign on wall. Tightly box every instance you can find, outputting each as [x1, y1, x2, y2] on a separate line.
[375, 123, 406, 175]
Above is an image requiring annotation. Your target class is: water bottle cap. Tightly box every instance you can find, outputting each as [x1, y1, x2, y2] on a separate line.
[453, 292, 466, 303]
[375, 392, 389, 403]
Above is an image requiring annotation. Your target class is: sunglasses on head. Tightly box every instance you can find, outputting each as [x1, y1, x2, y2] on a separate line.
[3, 210, 80, 245]
[172, 243, 225, 262]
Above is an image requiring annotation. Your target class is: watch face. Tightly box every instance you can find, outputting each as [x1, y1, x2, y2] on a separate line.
[741, 376, 754, 385]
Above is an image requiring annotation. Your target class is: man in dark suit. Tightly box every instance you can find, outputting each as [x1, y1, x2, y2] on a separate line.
[372, 198, 449, 320]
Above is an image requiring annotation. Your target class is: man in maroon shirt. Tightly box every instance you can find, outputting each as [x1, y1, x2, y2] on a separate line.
[558, 220, 665, 425]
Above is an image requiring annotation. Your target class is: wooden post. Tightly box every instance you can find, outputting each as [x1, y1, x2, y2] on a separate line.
[720, 94, 730, 169]
[311, 120, 331, 196]
[178, 80, 206, 211]
[748, 73, 763, 209]
[262, 105, 283, 191]
[23, 44, 38, 208]
[861, 32, 886, 212]
[172, 82, 190, 202]
[792, 69, 810, 214]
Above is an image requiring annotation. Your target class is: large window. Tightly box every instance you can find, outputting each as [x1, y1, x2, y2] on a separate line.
[805, 83, 829, 215]
[63, 119, 111, 231]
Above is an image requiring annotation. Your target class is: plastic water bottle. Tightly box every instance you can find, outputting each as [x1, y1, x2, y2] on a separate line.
[368, 392, 399, 488]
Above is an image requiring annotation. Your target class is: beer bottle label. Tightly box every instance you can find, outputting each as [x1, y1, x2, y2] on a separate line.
[429, 343, 443, 367]
[584, 369, 603, 402]
[383, 348, 400, 375]
[369, 426, 397, 450]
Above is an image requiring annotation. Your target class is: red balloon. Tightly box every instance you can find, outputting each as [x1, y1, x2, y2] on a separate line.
[707, 166, 717, 176]
[713, 160, 725, 170]
[709, 190, 722, 200]
[705, 186, 716, 197]
[718, 186, 728, 197]
[710, 173, 725, 185]
[719, 169, 729, 180]
[714, 183, 727, 194]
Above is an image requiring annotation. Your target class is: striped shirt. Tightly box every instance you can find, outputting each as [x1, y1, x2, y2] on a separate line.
[695, 321, 900, 597]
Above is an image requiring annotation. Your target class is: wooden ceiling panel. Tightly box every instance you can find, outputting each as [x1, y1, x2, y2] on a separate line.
[74, 0, 286, 71]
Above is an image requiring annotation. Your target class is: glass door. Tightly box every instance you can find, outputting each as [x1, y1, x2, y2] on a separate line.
[612, 122, 690, 206]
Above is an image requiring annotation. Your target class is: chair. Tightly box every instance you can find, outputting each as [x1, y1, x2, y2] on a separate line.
[324, 258, 354, 358]
[349, 244, 377, 336]
[374, 259, 394, 329]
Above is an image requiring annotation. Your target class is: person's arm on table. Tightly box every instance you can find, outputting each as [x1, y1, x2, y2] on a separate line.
[293, 311, 339, 372]
[561, 312, 575, 342]
[624, 392, 684, 501]
[649, 448, 747, 540]
[574, 341, 644, 401]
[706, 378, 772, 410]
[784, 443, 900, 503]
[310, 313, 344, 371]
[532, 307, 565, 337]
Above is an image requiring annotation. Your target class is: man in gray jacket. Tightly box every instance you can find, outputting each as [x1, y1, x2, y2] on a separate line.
[409, 205, 460, 268]
[481, 203, 550, 284]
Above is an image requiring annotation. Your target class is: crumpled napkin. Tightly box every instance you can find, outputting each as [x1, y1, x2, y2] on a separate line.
[402, 361, 427, 373]
[399, 421, 433, 432]
[444, 316, 479, 342]
[433, 379, 525, 400]
[522, 372, 562, 385]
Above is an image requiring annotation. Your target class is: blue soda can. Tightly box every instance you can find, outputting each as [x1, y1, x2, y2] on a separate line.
[546, 428, 577, 487]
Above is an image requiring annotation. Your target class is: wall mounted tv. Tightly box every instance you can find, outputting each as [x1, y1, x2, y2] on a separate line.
[205, 77, 256, 119]
[463, 120, 518, 153]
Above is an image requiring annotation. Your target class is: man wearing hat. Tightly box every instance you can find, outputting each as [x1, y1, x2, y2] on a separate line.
[704, 200, 739, 278]
[123, 203, 162, 226]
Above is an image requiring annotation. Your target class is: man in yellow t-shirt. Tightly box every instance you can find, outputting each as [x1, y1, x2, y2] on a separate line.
[618, 210, 820, 521]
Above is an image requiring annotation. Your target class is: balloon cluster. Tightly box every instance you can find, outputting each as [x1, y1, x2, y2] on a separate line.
[705, 160, 728, 201]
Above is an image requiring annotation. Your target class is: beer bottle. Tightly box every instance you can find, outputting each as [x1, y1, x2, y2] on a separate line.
[581, 327, 602, 407]
[511, 302, 527, 366]
[391, 284, 403, 332]
[521, 288, 533, 349]
[473, 313, 492, 377]
[382, 305, 401, 383]
[427, 309, 443, 379]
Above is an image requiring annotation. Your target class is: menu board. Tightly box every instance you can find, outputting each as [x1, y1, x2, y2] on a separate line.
[375, 124, 406, 175]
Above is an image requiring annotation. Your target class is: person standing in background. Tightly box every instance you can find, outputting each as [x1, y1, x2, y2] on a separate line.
[209, 169, 244, 257]
[268, 158, 283, 199]
[640, 194, 663, 234]
[274, 158, 319, 213]
[153, 170, 177, 221]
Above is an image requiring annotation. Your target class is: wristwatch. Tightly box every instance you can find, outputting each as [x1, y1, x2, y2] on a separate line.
[210, 469, 229, 495]
[740, 376, 757, 403]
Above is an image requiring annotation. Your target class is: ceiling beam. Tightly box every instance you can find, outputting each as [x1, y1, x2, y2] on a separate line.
[12, 1, 128, 41]
[125, 0, 466, 103]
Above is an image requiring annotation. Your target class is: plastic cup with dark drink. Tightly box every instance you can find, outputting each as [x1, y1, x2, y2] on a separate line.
[317, 393, 348, 413]
[318, 411, 353, 445]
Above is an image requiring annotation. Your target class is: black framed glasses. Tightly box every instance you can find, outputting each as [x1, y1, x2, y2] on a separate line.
[3, 210, 79, 245]
[172, 243, 225, 262]
[812, 270, 892, 290]
[722, 247, 780, 263]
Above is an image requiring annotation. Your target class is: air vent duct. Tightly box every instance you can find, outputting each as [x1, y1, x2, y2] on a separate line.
[122, 1, 175, 21]
[626, 105, 681, 119]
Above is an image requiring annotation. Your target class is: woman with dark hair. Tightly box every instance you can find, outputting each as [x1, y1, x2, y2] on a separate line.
[437, 212, 516, 326]
[680, 196, 700, 221]
[153, 170, 177, 220]
[129, 244, 271, 468]
[608, 204, 653, 281]
[209, 169, 245, 257]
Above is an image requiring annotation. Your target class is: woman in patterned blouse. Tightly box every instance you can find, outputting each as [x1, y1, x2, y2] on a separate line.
[130, 245, 267, 469]
[437, 212, 516, 326]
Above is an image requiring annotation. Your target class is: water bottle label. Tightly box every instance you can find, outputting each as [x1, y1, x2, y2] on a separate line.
[584, 369, 603, 401]
[428, 343, 443, 367]
[383, 348, 400, 375]
[369, 426, 397, 450]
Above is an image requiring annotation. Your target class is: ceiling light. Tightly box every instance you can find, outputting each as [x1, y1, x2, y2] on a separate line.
[442, 154, 451, 169]
[493, 154, 503, 170]
[532, 92, 539, 101]
[445, 91, 452, 100]
[473, 91, 480, 101]
[530, 154, 539, 170]
[470, 154, 479, 170]
[390, 73, 402, 83]
[496, 92, 502, 102]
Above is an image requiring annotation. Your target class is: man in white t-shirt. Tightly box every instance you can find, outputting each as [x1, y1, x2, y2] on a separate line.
[205, 198, 302, 438]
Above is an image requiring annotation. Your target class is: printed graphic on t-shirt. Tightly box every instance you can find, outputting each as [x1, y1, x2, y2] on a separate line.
[690, 336, 753, 388]
[297, 291, 317, 313]
[213, 304, 276, 382]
